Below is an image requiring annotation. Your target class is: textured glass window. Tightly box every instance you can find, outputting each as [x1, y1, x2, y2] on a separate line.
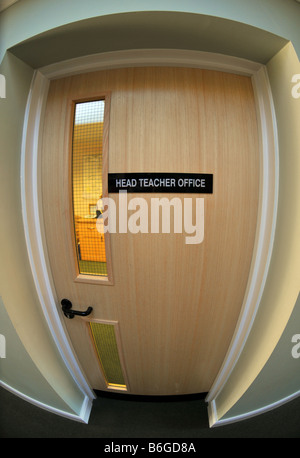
[72, 100, 107, 276]
[89, 322, 127, 389]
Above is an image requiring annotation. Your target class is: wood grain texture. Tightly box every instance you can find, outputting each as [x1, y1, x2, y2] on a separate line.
[41, 67, 259, 394]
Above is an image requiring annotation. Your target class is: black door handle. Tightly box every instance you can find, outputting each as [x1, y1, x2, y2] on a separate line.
[61, 299, 93, 319]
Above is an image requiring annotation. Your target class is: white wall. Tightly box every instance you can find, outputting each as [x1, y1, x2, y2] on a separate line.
[0, 52, 88, 420]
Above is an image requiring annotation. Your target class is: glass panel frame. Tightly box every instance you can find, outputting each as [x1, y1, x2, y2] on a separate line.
[70, 95, 113, 285]
[88, 320, 129, 392]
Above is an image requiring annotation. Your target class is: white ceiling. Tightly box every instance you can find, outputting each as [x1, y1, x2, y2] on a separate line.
[1, 0, 300, 14]
[0, 0, 299, 15]
[0, 0, 20, 13]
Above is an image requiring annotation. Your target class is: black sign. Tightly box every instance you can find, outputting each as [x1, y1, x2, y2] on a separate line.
[108, 173, 213, 194]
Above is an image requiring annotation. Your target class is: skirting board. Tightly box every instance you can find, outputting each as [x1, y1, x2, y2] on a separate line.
[208, 390, 300, 427]
[0, 380, 92, 424]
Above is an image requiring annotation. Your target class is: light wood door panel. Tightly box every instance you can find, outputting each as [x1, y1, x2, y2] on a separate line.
[41, 67, 259, 395]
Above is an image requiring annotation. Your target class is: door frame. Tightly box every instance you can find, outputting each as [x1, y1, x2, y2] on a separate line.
[20, 49, 278, 421]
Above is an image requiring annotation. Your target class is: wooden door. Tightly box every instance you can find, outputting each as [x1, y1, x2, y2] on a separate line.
[41, 67, 259, 395]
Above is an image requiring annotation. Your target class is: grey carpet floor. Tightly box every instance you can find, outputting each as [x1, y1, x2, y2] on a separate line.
[1, 387, 299, 438]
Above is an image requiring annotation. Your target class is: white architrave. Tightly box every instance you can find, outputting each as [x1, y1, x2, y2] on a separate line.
[21, 49, 278, 424]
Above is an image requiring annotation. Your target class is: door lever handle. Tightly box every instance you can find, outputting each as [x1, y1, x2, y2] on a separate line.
[61, 299, 93, 319]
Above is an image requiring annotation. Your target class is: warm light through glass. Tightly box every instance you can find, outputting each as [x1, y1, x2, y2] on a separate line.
[72, 99, 107, 276]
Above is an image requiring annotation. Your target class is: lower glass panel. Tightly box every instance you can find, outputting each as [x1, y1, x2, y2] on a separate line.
[89, 322, 127, 390]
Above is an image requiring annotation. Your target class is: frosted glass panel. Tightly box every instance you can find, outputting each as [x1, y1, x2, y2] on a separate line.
[90, 322, 127, 389]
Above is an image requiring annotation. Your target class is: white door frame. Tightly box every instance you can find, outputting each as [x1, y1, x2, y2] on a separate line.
[20, 49, 278, 422]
